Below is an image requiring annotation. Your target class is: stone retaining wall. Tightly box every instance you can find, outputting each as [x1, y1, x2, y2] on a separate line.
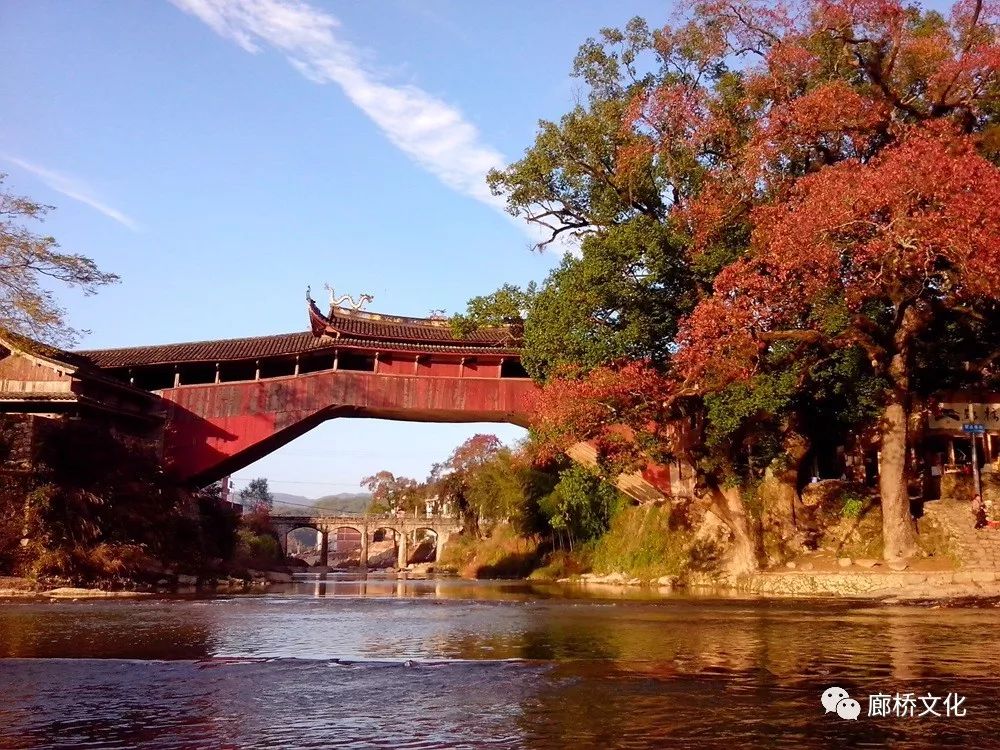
[687, 569, 1000, 599]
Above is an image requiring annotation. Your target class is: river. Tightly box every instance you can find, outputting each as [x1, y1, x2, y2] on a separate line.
[2, 574, 999, 748]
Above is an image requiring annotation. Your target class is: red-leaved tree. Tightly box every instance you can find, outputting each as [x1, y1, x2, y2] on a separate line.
[678, 124, 1000, 558]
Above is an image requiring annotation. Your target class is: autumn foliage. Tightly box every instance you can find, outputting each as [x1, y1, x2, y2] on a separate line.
[680, 125, 1000, 383]
[532, 362, 677, 469]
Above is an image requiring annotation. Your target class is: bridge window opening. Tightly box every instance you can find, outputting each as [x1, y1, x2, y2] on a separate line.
[219, 361, 257, 383]
[330, 526, 362, 556]
[368, 526, 404, 567]
[298, 353, 332, 374]
[259, 358, 296, 379]
[133, 366, 176, 391]
[500, 359, 529, 378]
[339, 352, 375, 372]
[180, 363, 216, 386]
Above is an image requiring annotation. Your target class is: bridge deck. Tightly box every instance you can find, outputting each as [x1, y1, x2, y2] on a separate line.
[271, 514, 461, 531]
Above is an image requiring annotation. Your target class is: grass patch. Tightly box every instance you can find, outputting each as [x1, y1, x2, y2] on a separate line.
[589, 504, 691, 580]
[814, 499, 884, 559]
[437, 524, 542, 579]
[440, 506, 695, 582]
[529, 548, 593, 580]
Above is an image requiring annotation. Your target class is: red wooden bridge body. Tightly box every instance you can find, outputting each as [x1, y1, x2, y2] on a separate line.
[74, 297, 536, 484]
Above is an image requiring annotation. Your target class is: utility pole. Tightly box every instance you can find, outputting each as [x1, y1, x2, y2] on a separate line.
[969, 403, 983, 500]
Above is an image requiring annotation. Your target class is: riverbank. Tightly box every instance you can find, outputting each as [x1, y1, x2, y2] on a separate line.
[731, 568, 1000, 600]
[0, 564, 434, 600]
[8, 567, 1000, 604]
[0, 570, 281, 599]
[434, 497, 1000, 602]
[550, 565, 1000, 602]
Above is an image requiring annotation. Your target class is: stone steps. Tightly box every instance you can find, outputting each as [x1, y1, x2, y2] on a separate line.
[921, 500, 1000, 569]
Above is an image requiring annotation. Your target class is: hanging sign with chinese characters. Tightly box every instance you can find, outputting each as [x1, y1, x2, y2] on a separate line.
[928, 402, 1000, 433]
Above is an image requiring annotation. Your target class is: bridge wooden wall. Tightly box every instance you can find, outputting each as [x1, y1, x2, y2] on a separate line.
[159, 368, 537, 484]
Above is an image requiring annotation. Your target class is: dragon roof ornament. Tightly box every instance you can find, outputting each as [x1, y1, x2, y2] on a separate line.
[323, 283, 373, 311]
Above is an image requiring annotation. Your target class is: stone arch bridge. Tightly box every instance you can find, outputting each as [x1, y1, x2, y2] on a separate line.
[271, 514, 462, 568]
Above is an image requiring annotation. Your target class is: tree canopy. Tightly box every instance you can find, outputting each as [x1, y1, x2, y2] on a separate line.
[462, 0, 1000, 567]
[361, 471, 421, 515]
[239, 477, 274, 513]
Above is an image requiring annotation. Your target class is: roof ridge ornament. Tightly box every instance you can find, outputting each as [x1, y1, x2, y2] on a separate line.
[323, 283, 374, 311]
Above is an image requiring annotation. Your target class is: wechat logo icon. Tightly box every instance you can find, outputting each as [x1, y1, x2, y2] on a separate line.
[822, 686, 861, 720]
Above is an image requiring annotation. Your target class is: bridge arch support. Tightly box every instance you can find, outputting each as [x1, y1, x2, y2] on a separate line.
[160, 371, 534, 485]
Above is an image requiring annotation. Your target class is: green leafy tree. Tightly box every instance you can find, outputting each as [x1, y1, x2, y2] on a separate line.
[464, 447, 559, 536]
[360, 471, 422, 515]
[451, 283, 534, 338]
[540, 465, 624, 551]
[238, 477, 273, 513]
[429, 434, 503, 537]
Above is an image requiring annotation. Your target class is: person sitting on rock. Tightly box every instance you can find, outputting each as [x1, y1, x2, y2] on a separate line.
[972, 493, 988, 529]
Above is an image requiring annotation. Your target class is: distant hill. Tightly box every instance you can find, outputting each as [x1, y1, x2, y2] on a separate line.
[270, 492, 312, 510]
[270, 491, 370, 516]
[313, 493, 371, 514]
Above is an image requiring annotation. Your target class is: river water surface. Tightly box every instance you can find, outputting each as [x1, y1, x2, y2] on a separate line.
[2, 574, 1000, 749]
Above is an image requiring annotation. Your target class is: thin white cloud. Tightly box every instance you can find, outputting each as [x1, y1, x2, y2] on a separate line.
[170, 0, 508, 210]
[1, 155, 140, 231]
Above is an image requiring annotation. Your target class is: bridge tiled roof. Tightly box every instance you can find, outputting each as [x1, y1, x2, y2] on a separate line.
[78, 332, 327, 369]
[326, 309, 510, 344]
[75, 302, 521, 370]
[310, 299, 518, 346]
[77, 331, 520, 370]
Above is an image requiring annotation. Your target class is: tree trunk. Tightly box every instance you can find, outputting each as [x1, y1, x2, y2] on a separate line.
[880, 393, 918, 559]
[762, 427, 809, 542]
[708, 484, 760, 576]
[880, 306, 921, 560]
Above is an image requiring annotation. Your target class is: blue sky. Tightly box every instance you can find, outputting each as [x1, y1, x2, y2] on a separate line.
[0, 0, 666, 499]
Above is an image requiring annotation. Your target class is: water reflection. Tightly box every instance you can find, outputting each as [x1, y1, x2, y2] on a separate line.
[3, 577, 1000, 748]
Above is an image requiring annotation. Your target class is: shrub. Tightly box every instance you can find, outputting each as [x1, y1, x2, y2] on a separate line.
[841, 495, 865, 519]
[234, 528, 281, 568]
